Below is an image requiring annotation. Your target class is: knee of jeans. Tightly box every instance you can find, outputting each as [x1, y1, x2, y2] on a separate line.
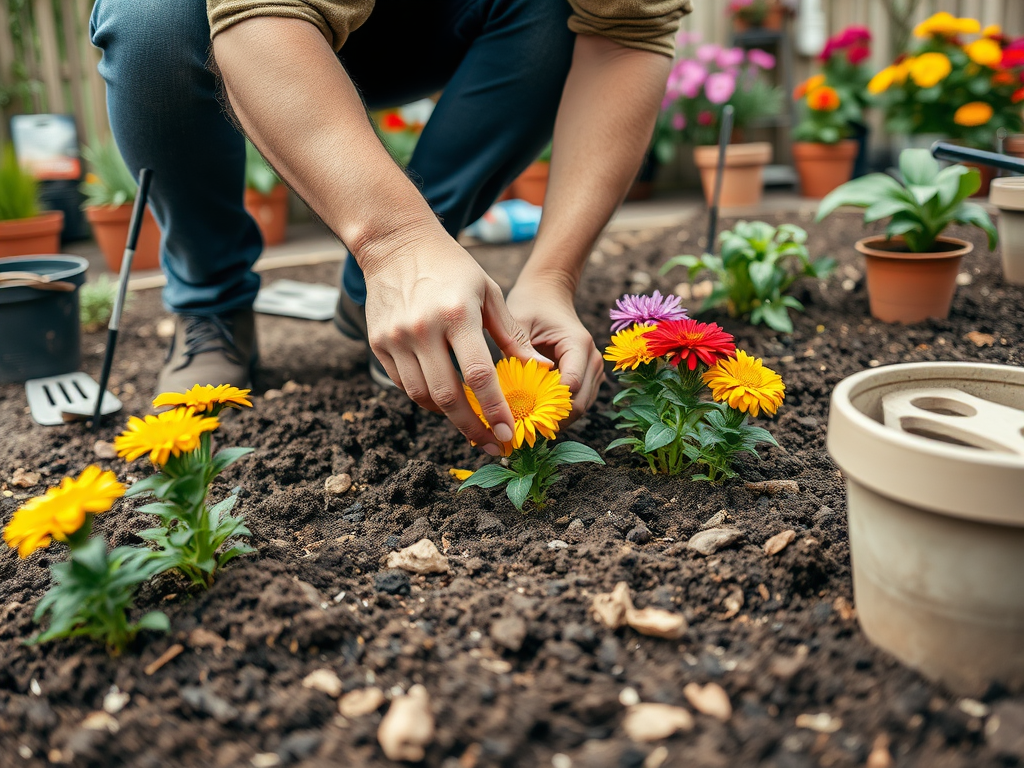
[490, 0, 574, 74]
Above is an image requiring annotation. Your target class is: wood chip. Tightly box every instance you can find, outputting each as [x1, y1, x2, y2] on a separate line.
[764, 529, 797, 556]
[744, 480, 799, 495]
[683, 682, 732, 722]
[144, 643, 185, 675]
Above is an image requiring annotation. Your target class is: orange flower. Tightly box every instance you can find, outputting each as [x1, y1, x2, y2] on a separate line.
[953, 102, 994, 127]
[793, 74, 826, 100]
[382, 113, 407, 131]
[993, 71, 1017, 86]
[807, 86, 841, 112]
[1014, 88, 1024, 104]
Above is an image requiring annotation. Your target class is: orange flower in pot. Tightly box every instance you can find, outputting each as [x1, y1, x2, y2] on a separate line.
[816, 148, 998, 324]
[791, 83, 858, 198]
[0, 144, 64, 258]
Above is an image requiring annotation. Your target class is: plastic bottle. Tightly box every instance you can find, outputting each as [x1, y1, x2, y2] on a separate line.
[464, 199, 542, 244]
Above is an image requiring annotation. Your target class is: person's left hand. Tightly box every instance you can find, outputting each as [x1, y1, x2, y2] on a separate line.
[505, 276, 604, 425]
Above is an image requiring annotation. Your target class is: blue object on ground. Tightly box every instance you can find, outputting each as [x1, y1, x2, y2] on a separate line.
[464, 200, 542, 244]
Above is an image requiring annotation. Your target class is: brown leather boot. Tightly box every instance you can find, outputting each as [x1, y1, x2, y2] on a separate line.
[156, 309, 257, 397]
[333, 290, 397, 389]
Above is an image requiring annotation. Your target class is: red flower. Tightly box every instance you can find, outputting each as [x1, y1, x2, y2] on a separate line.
[382, 113, 407, 131]
[846, 44, 870, 65]
[1002, 49, 1024, 68]
[697, 111, 715, 126]
[1013, 87, 1024, 104]
[642, 319, 736, 370]
[993, 71, 1017, 86]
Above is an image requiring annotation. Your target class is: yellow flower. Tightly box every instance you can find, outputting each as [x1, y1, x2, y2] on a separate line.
[794, 74, 826, 100]
[84, 172, 100, 185]
[114, 407, 220, 465]
[464, 357, 572, 453]
[3, 466, 125, 558]
[868, 66, 897, 94]
[913, 12, 980, 38]
[603, 324, 656, 372]
[965, 38, 1002, 67]
[702, 351, 786, 418]
[153, 384, 253, 413]
[909, 53, 952, 88]
[954, 101, 994, 127]
[983, 24, 1002, 38]
[449, 468, 474, 481]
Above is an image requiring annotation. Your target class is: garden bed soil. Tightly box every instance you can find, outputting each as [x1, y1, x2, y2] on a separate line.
[2, 209, 1023, 768]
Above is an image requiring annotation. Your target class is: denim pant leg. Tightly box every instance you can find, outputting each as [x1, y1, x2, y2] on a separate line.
[341, 0, 576, 304]
[91, 0, 262, 315]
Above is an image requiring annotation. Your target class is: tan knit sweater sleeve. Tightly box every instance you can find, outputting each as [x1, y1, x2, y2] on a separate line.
[207, 0, 374, 51]
[567, 0, 692, 57]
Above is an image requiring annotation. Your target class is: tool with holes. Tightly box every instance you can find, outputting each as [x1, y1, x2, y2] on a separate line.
[828, 362, 1024, 695]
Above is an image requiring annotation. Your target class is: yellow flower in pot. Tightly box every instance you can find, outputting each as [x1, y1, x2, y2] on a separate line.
[0, 144, 64, 258]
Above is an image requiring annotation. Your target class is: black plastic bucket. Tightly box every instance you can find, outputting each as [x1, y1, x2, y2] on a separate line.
[0, 255, 88, 384]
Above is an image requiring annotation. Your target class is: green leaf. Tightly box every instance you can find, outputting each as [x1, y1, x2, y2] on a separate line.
[126, 473, 169, 498]
[816, 174, 906, 221]
[954, 202, 998, 250]
[134, 611, 170, 633]
[458, 464, 516, 490]
[211, 447, 254, 476]
[809, 256, 836, 278]
[759, 302, 794, 334]
[748, 260, 776, 297]
[660, 254, 701, 276]
[644, 422, 678, 453]
[506, 474, 535, 511]
[606, 437, 642, 451]
[863, 197, 915, 223]
[71, 537, 109, 575]
[549, 441, 605, 465]
[218, 544, 255, 567]
[899, 148, 940, 185]
[908, 184, 939, 207]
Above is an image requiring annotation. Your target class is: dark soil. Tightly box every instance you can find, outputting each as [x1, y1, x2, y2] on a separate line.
[2, 209, 1023, 768]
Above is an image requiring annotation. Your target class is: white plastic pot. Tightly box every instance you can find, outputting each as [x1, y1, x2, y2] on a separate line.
[828, 362, 1024, 695]
[990, 177, 1024, 285]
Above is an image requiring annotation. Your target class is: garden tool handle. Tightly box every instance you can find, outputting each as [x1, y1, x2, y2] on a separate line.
[930, 141, 1024, 175]
[707, 105, 735, 258]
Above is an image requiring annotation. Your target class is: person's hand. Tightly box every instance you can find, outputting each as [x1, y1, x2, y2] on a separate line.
[361, 232, 551, 455]
[505, 275, 604, 425]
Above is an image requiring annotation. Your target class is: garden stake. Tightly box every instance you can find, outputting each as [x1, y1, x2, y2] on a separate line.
[90, 168, 153, 431]
[706, 105, 734, 258]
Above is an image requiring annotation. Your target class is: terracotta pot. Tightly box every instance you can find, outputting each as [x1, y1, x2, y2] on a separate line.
[693, 142, 772, 208]
[510, 162, 549, 207]
[732, 2, 783, 32]
[991, 177, 1024, 285]
[855, 235, 971, 324]
[85, 204, 161, 272]
[828, 361, 1024, 695]
[0, 211, 64, 259]
[245, 184, 289, 246]
[792, 140, 858, 199]
[1003, 134, 1024, 160]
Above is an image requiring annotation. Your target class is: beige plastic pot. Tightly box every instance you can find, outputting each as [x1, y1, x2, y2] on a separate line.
[828, 362, 1024, 695]
[990, 177, 1024, 285]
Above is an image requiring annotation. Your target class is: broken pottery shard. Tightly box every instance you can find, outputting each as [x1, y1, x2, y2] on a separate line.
[683, 682, 732, 722]
[624, 607, 687, 640]
[340, 687, 385, 718]
[378, 684, 435, 762]
[591, 582, 634, 629]
[302, 669, 343, 698]
[744, 479, 799, 495]
[764, 529, 797, 556]
[386, 539, 449, 575]
[687, 528, 744, 556]
[324, 473, 353, 496]
[622, 703, 694, 742]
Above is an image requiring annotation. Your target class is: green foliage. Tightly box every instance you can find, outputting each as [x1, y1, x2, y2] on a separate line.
[661, 222, 834, 333]
[816, 148, 998, 253]
[32, 535, 168, 655]
[81, 139, 137, 208]
[792, 101, 851, 144]
[80, 275, 126, 332]
[245, 140, 281, 194]
[0, 143, 40, 221]
[459, 439, 604, 511]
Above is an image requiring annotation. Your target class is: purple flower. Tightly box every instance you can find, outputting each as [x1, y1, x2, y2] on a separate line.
[747, 48, 776, 69]
[610, 291, 688, 332]
[716, 47, 745, 69]
[704, 71, 737, 105]
[696, 44, 721, 63]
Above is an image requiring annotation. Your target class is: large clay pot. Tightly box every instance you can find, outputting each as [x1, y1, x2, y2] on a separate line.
[991, 177, 1024, 285]
[693, 142, 772, 208]
[0, 211, 64, 258]
[245, 184, 289, 246]
[510, 162, 549, 207]
[855, 234, 970, 324]
[792, 140, 858, 199]
[828, 361, 1024, 695]
[85, 204, 161, 272]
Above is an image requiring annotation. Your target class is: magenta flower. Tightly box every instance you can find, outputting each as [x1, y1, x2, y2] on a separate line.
[716, 47, 745, 70]
[676, 60, 708, 99]
[610, 291, 688, 332]
[697, 110, 715, 126]
[696, 44, 721, 63]
[747, 48, 776, 70]
[671, 113, 686, 130]
[704, 71, 737, 105]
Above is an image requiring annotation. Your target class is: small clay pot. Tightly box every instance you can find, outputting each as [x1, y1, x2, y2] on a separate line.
[1004, 134, 1024, 161]
[85, 204, 161, 272]
[244, 184, 289, 246]
[990, 177, 1024, 285]
[693, 142, 772, 209]
[0, 211, 64, 259]
[855, 234, 971, 324]
[732, 1, 784, 32]
[792, 140, 858, 199]
[510, 162, 549, 207]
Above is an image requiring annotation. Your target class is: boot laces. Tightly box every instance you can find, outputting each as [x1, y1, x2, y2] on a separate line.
[171, 314, 244, 370]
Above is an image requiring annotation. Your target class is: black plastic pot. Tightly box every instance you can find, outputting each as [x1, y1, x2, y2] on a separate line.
[0, 256, 88, 384]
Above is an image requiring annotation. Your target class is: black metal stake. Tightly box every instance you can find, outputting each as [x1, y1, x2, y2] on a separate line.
[706, 105, 735, 257]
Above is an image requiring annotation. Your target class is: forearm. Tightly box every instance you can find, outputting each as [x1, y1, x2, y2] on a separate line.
[519, 35, 671, 295]
[211, 17, 447, 273]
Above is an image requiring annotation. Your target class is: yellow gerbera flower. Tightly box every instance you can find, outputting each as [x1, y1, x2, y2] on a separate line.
[867, 66, 897, 95]
[114, 407, 220, 466]
[914, 12, 979, 39]
[153, 384, 252, 412]
[702, 351, 786, 418]
[449, 468, 474, 481]
[954, 101, 994, 127]
[3, 466, 125, 558]
[603, 324, 656, 372]
[909, 53, 952, 88]
[464, 357, 572, 453]
[964, 38, 1002, 67]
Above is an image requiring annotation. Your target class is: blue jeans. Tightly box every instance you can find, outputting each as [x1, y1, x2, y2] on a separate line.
[91, 0, 575, 314]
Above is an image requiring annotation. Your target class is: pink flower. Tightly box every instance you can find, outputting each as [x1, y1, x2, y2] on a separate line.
[716, 47, 745, 70]
[697, 111, 715, 126]
[671, 113, 686, 130]
[676, 60, 708, 99]
[675, 30, 701, 47]
[846, 44, 870, 64]
[704, 72, 736, 105]
[697, 44, 721, 63]
[747, 48, 776, 69]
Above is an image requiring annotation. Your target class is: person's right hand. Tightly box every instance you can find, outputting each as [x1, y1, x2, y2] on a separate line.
[360, 231, 552, 456]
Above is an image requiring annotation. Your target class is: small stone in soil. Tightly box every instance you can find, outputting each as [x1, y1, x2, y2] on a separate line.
[701, 510, 727, 529]
[251, 754, 281, 768]
[592, 582, 633, 630]
[619, 687, 641, 707]
[102, 688, 130, 715]
[866, 734, 894, 768]
[386, 539, 449, 575]
[324, 473, 353, 496]
[965, 330, 995, 347]
[769, 645, 809, 680]
[744, 479, 799, 495]
[93, 440, 118, 460]
[626, 524, 652, 544]
[10, 468, 41, 488]
[384, 534, 401, 549]
[374, 569, 411, 596]
[567, 518, 584, 532]
[189, 627, 227, 654]
[277, 731, 322, 764]
[986, 701, 1024, 759]
[302, 669, 343, 698]
[490, 615, 528, 652]
[795, 712, 842, 733]
[378, 684, 435, 762]
[683, 682, 732, 722]
[687, 528, 744, 556]
[547, 539, 569, 550]
[181, 686, 239, 723]
[644, 746, 669, 768]
[342, 504, 365, 523]
[622, 703, 694, 742]
[764, 529, 797, 556]
[477, 512, 505, 535]
[625, 606, 687, 640]
[339, 687, 386, 718]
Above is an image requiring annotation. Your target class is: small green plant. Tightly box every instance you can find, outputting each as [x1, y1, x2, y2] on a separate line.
[81, 139, 137, 208]
[816, 148, 998, 252]
[0, 143, 40, 221]
[661, 222, 835, 334]
[245, 139, 281, 194]
[80, 275, 124, 333]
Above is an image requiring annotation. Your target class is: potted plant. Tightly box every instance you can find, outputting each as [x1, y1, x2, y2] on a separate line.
[828, 361, 1024, 695]
[816, 148, 997, 323]
[990, 177, 1024, 285]
[813, 26, 874, 179]
[82, 139, 161, 272]
[867, 15, 1024, 196]
[661, 42, 782, 208]
[509, 143, 551, 207]
[727, 0, 783, 33]
[0, 144, 64, 258]
[244, 140, 288, 246]
[791, 80, 858, 198]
